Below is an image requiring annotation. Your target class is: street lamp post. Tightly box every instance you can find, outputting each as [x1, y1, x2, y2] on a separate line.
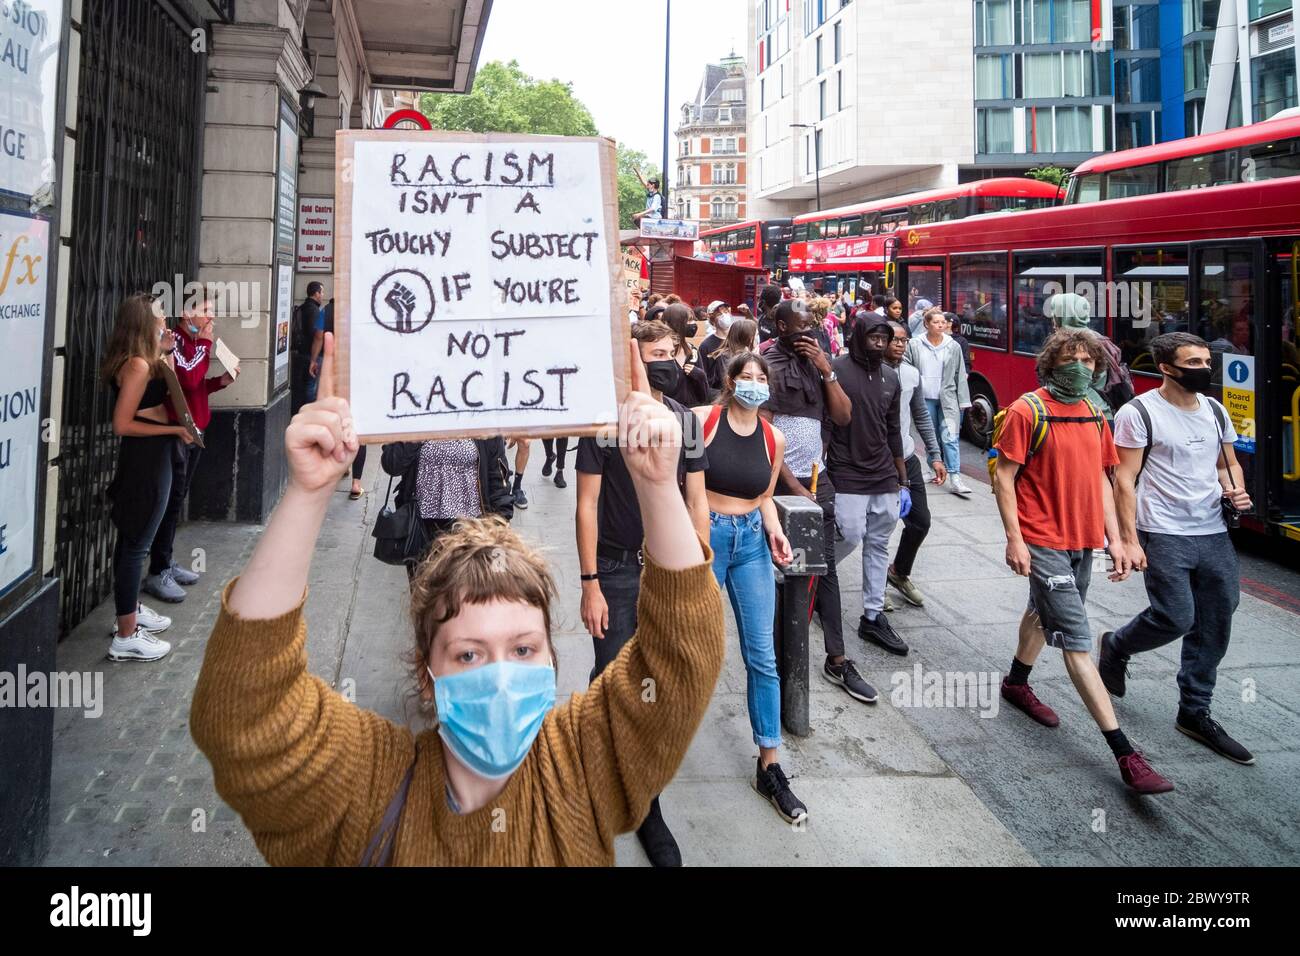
[790, 123, 820, 212]
[661, 0, 671, 221]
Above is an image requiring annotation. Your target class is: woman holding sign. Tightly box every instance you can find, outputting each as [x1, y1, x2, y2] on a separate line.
[191, 335, 725, 865]
[691, 354, 808, 825]
[102, 293, 196, 662]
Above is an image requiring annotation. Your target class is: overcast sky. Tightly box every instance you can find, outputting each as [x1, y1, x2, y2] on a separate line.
[478, 0, 749, 182]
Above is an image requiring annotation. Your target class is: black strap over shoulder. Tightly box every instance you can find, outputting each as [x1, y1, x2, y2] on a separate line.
[1134, 393, 1228, 481]
[359, 762, 416, 867]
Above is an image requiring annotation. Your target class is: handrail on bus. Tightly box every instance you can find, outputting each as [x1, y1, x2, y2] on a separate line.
[1286, 383, 1300, 483]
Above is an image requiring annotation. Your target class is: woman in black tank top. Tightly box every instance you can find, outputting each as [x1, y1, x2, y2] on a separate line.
[101, 292, 194, 661]
[692, 353, 809, 823]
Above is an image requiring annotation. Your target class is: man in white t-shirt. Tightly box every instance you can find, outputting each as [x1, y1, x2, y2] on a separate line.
[1102, 332, 1255, 766]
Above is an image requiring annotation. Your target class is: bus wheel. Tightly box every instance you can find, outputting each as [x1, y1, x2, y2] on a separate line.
[963, 381, 997, 447]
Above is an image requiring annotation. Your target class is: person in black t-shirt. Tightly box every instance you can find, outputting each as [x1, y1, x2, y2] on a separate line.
[575, 319, 709, 867]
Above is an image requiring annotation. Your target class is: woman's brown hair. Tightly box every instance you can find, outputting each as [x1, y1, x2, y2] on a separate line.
[408, 517, 557, 708]
[715, 350, 770, 406]
[710, 317, 756, 360]
[100, 292, 162, 384]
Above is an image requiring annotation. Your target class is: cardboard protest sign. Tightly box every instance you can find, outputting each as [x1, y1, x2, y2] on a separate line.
[160, 363, 204, 448]
[334, 130, 628, 442]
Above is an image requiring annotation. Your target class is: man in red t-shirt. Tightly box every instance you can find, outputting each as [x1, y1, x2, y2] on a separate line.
[143, 298, 235, 604]
[993, 328, 1174, 796]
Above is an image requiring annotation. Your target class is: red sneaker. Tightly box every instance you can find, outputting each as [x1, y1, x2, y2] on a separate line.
[1000, 679, 1060, 727]
[1118, 752, 1175, 795]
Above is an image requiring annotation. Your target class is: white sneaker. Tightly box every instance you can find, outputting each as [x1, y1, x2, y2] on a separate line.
[108, 626, 172, 662]
[948, 474, 973, 497]
[135, 603, 172, 633]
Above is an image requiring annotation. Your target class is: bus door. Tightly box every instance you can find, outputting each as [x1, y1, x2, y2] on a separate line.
[1269, 239, 1300, 535]
[1188, 240, 1271, 533]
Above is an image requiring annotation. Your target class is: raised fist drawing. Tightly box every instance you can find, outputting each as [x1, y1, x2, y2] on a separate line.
[384, 282, 418, 332]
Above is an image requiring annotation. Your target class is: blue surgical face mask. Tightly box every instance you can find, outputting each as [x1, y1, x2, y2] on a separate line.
[734, 380, 770, 409]
[430, 660, 556, 780]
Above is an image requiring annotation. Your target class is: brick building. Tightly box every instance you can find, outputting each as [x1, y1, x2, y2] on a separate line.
[673, 54, 749, 228]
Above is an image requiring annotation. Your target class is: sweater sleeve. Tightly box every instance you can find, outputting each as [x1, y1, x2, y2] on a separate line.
[911, 385, 941, 462]
[541, 540, 724, 841]
[190, 582, 415, 867]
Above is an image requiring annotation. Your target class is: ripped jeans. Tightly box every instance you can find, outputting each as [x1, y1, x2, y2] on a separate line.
[1025, 545, 1094, 653]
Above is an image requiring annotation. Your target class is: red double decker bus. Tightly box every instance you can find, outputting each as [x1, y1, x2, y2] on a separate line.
[785, 179, 1060, 299]
[698, 218, 794, 277]
[895, 167, 1300, 540]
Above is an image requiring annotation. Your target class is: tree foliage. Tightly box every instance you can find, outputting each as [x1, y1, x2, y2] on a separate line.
[1025, 164, 1071, 187]
[417, 60, 659, 230]
[418, 60, 598, 136]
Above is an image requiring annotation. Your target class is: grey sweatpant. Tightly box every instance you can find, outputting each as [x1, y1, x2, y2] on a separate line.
[833, 491, 901, 617]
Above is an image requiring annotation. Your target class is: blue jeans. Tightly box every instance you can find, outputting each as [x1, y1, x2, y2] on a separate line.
[709, 509, 781, 749]
[925, 397, 961, 475]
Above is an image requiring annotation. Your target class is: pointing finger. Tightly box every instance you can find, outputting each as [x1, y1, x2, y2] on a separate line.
[320, 331, 337, 401]
[629, 340, 649, 396]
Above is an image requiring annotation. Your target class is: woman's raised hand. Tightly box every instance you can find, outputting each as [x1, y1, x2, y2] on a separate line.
[286, 331, 358, 495]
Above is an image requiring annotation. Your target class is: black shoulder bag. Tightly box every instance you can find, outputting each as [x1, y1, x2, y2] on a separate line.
[372, 474, 430, 566]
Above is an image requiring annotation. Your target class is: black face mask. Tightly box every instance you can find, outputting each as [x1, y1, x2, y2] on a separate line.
[1172, 364, 1213, 394]
[645, 359, 683, 394]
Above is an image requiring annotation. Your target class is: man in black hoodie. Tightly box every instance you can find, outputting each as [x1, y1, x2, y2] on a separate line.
[757, 284, 783, 344]
[827, 319, 911, 656]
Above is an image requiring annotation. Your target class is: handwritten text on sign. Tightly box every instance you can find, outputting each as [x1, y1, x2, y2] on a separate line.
[348, 139, 616, 436]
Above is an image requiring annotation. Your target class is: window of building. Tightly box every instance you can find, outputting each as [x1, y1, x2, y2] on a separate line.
[834, 21, 842, 62]
[976, 54, 1012, 98]
[1062, 50, 1086, 96]
[1115, 111, 1156, 150]
[1024, 52, 1063, 98]
[815, 128, 824, 169]
[1107, 162, 1160, 198]
[1025, 106, 1053, 152]
[977, 0, 1014, 45]
[950, 253, 1009, 350]
[1055, 106, 1092, 151]
[1117, 57, 1161, 103]
[1183, 39, 1211, 92]
[1014, 250, 1105, 355]
[1131, 3, 1159, 46]
[816, 35, 823, 74]
[1055, 0, 1092, 42]
[819, 79, 826, 119]
[781, 64, 787, 97]
[717, 163, 737, 185]
[712, 198, 724, 220]
[1249, 0, 1289, 21]
[837, 70, 843, 111]
[760, 78, 766, 110]
[1183, 0, 1221, 34]
[1252, 48, 1298, 122]
[977, 107, 1014, 153]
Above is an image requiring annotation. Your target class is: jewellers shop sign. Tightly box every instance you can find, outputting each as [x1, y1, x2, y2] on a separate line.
[0, 1, 63, 202]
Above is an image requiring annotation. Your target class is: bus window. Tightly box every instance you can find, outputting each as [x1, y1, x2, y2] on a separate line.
[1112, 246, 1190, 374]
[863, 212, 881, 235]
[936, 199, 961, 221]
[1068, 173, 1102, 203]
[808, 220, 823, 241]
[1243, 136, 1300, 182]
[842, 215, 863, 237]
[1166, 149, 1234, 191]
[1106, 163, 1160, 199]
[950, 253, 1009, 351]
[792, 223, 809, 243]
[1012, 250, 1105, 356]
[823, 219, 840, 239]
[902, 261, 945, 324]
[911, 202, 934, 225]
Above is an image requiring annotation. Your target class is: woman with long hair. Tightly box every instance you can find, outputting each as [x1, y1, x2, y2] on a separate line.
[691, 353, 805, 824]
[191, 336, 724, 865]
[659, 302, 711, 405]
[704, 317, 757, 390]
[101, 292, 195, 661]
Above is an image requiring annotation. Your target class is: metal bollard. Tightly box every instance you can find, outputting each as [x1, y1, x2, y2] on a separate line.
[772, 494, 828, 737]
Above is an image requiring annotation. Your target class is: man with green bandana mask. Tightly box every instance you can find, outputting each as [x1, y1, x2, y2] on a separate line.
[992, 328, 1176, 796]
[1045, 292, 1135, 418]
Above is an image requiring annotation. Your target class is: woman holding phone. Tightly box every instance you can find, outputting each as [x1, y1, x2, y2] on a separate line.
[190, 335, 725, 865]
[102, 292, 195, 661]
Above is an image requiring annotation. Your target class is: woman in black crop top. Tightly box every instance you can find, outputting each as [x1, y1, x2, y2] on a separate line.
[691, 352, 809, 823]
[101, 292, 194, 663]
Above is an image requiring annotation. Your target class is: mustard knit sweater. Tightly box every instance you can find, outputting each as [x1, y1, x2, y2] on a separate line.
[190, 548, 724, 866]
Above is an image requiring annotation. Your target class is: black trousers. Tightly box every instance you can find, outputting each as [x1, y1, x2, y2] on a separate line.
[891, 455, 932, 578]
[543, 437, 571, 470]
[149, 442, 203, 576]
[352, 445, 368, 480]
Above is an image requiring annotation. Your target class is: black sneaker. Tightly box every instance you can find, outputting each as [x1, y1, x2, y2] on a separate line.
[823, 657, 878, 703]
[635, 796, 682, 867]
[513, 486, 528, 509]
[541, 455, 555, 477]
[553, 469, 567, 489]
[1176, 709, 1255, 765]
[858, 612, 908, 656]
[753, 759, 808, 824]
[1098, 631, 1128, 698]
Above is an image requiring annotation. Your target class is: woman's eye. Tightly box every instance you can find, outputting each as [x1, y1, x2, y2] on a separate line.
[514, 645, 535, 658]
[457, 650, 477, 664]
